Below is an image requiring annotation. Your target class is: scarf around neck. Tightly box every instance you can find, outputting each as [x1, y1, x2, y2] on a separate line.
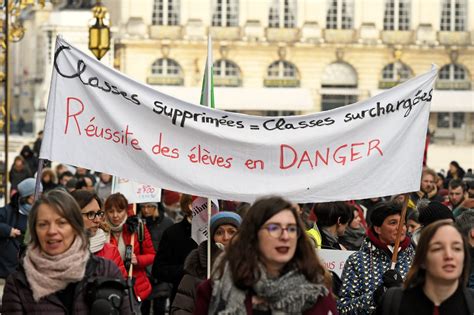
[209, 262, 328, 315]
[89, 228, 106, 253]
[23, 237, 90, 302]
[108, 215, 127, 233]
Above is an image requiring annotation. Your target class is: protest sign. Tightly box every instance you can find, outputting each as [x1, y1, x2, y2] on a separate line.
[41, 36, 437, 203]
[317, 249, 355, 278]
[111, 177, 161, 204]
[191, 197, 219, 244]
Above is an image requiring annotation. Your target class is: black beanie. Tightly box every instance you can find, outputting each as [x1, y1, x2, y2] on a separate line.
[418, 201, 454, 227]
[370, 201, 402, 227]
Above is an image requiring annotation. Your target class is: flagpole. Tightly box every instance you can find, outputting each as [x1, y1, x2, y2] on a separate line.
[204, 35, 214, 279]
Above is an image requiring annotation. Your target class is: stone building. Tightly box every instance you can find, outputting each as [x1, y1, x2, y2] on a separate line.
[13, 0, 474, 144]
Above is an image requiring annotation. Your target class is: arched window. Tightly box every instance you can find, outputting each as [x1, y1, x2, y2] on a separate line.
[152, 0, 180, 26]
[212, 0, 239, 27]
[264, 60, 300, 87]
[148, 58, 183, 85]
[213, 59, 242, 87]
[326, 0, 354, 30]
[383, 0, 411, 31]
[321, 62, 358, 110]
[437, 64, 470, 90]
[440, 0, 467, 31]
[268, 0, 297, 28]
[379, 62, 413, 88]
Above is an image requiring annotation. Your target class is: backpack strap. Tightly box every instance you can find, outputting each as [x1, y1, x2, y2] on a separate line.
[137, 218, 145, 255]
[383, 287, 403, 315]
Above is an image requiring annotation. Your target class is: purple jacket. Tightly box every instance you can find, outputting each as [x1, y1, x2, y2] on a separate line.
[1, 255, 132, 314]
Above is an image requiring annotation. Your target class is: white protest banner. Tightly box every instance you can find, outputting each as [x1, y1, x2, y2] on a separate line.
[191, 197, 219, 244]
[41, 36, 437, 203]
[111, 177, 161, 204]
[317, 249, 355, 278]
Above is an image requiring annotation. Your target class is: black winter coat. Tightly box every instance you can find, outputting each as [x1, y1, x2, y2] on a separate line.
[0, 200, 27, 279]
[1, 255, 132, 314]
[152, 218, 197, 304]
[171, 240, 221, 315]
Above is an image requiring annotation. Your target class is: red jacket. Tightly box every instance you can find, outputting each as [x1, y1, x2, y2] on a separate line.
[193, 279, 338, 315]
[109, 224, 156, 301]
[95, 242, 128, 279]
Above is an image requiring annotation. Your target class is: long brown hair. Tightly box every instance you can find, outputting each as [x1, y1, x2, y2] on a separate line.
[404, 221, 470, 289]
[214, 196, 328, 290]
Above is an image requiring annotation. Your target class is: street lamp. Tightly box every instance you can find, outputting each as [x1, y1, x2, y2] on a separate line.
[0, 0, 47, 203]
[88, 1, 110, 60]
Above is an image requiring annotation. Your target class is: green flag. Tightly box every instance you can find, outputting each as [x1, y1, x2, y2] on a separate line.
[200, 36, 215, 109]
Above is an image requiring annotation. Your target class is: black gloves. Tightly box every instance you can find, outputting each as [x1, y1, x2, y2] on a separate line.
[382, 269, 403, 288]
[126, 216, 140, 233]
[373, 269, 403, 305]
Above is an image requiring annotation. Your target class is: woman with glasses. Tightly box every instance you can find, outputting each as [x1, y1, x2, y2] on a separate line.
[194, 196, 337, 314]
[104, 193, 156, 302]
[71, 190, 127, 278]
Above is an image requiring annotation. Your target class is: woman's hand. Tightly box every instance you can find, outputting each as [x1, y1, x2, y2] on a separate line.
[131, 253, 138, 265]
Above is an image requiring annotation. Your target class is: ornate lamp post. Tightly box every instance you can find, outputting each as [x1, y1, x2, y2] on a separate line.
[88, 0, 110, 60]
[0, 0, 46, 203]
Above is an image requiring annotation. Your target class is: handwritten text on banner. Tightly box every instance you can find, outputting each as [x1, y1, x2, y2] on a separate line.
[41, 36, 437, 202]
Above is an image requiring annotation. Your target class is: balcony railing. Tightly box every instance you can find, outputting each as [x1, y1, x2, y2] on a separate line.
[149, 25, 182, 39]
[209, 27, 240, 40]
[266, 28, 300, 42]
[214, 77, 242, 87]
[263, 78, 300, 87]
[438, 31, 470, 45]
[147, 76, 184, 86]
[435, 81, 471, 90]
[381, 30, 414, 45]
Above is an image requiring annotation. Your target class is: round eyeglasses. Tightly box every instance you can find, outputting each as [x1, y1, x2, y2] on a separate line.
[82, 210, 105, 221]
[261, 223, 300, 238]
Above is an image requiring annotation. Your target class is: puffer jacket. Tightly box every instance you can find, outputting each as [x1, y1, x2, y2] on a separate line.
[109, 224, 155, 301]
[337, 229, 415, 315]
[95, 242, 128, 278]
[171, 241, 221, 314]
[1, 255, 132, 314]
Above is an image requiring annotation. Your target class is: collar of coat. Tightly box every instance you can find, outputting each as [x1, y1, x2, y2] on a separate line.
[367, 228, 411, 257]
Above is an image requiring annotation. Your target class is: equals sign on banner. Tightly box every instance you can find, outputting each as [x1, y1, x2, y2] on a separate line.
[250, 125, 260, 130]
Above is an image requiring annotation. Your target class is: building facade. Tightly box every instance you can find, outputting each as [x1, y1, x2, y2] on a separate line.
[13, 0, 474, 144]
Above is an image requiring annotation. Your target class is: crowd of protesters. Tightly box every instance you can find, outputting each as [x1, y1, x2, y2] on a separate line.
[0, 146, 473, 314]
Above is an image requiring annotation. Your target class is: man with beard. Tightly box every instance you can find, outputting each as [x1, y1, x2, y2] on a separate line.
[410, 168, 443, 204]
[445, 179, 474, 218]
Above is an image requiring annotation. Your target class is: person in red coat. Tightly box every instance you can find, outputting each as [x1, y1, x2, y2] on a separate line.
[194, 196, 337, 314]
[70, 190, 128, 278]
[104, 193, 156, 301]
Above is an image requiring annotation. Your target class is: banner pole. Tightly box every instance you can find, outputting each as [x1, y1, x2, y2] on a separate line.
[391, 193, 410, 269]
[34, 159, 45, 202]
[207, 198, 212, 278]
[128, 203, 136, 277]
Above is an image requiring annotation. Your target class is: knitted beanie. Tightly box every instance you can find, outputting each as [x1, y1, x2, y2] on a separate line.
[210, 211, 242, 237]
[419, 201, 454, 227]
